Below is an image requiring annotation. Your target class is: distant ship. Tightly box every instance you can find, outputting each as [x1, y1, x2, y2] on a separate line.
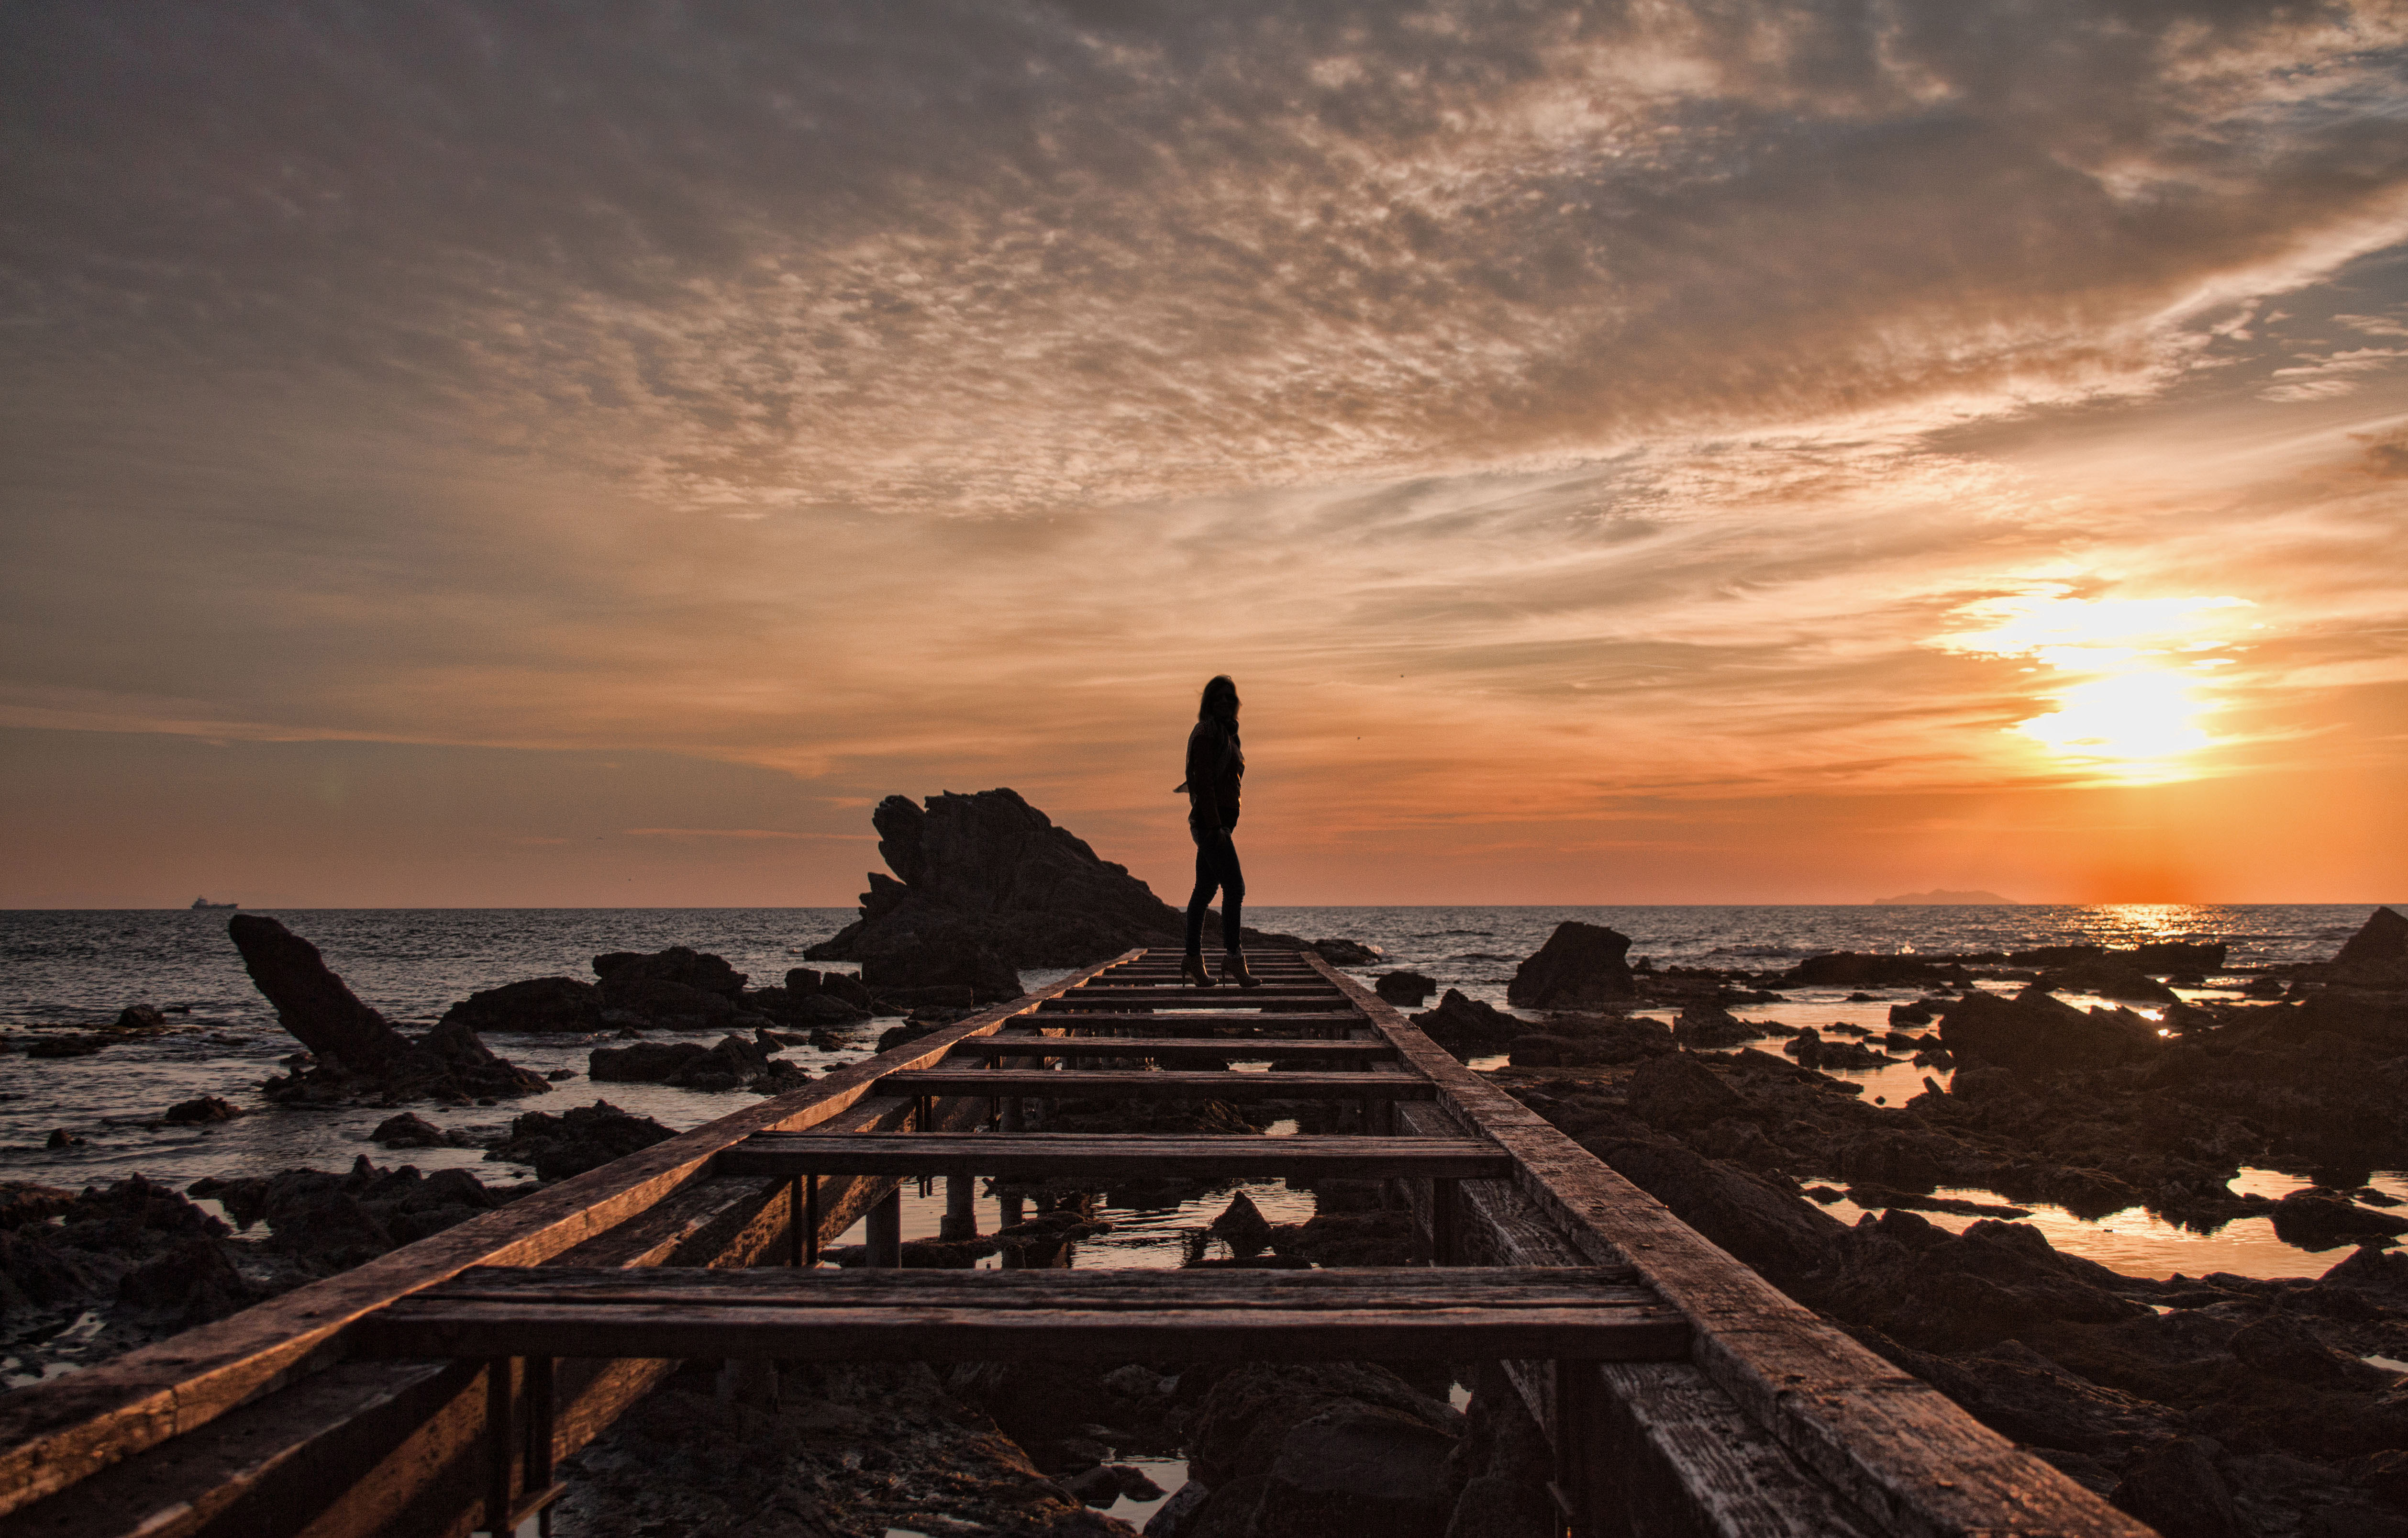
[190, 897, 237, 910]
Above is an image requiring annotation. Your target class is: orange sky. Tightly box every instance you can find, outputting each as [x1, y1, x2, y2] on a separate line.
[3, 3, 2406, 908]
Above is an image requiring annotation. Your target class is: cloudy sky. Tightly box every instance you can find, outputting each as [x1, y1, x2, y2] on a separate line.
[4, 0, 2405, 909]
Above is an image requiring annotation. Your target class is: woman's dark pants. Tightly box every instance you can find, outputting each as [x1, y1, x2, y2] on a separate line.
[1185, 825, 1244, 953]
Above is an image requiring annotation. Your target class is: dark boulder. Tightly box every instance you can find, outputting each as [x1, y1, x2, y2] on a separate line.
[1673, 1003, 1758, 1049]
[1257, 1405, 1460, 1538]
[1204, 1192, 1274, 1259]
[439, 977, 602, 1034]
[2270, 1190, 2408, 1250]
[162, 1096, 241, 1125]
[1376, 970, 1437, 1006]
[2334, 906, 2408, 984]
[589, 1033, 770, 1092]
[228, 914, 411, 1071]
[1786, 953, 1969, 988]
[1937, 990, 2157, 1079]
[2131, 941, 2228, 973]
[1506, 922, 1634, 1008]
[115, 1236, 252, 1326]
[1311, 938, 1381, 966]
[114, 1003, 167, 1030]
[372, 1112, 469, 1148]
[1408, 990, 1522, 1059]
[486, 1100, 677, 1181]
[596, 976, 740, 1031]
[1506, 1013, 1674, 1068]
[2033, 957, 2178, 1004]
[592, 947, 748, 998]
[857, 936, 1022, 1004]
[1186, 1362, 1460, 1490]
[807, 788, 1301, 969]
[1624, 1054, 1746, 1130]
[2110, 1437, 2244, 1538]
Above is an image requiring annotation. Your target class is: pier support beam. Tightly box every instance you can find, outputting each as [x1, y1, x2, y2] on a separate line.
[866, 1189, 902, 1268]
[940, 1174, 977, 1240]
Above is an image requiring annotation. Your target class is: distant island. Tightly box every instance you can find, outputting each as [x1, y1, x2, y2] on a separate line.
[1874, 889, 2017, 905]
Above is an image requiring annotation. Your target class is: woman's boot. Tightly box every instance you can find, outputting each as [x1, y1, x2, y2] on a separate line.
[1182, 950, 1215, 988]
[1220, 950, 1260, 989]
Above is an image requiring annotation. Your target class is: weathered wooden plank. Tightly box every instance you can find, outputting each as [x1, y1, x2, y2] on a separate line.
[355, 1302, 1691, 1364]
[719, 1132, 1510, 1181]
[876, 1069, 1432, 1101]
[1309, 958, 2154, 1538]
[388, 1265, 1652, 1308]
[0, 952, 1139, 1522]
[944, 1036, 1393, 1060]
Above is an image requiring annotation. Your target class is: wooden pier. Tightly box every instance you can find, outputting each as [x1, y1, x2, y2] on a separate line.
[0, 948, 2151, 1537]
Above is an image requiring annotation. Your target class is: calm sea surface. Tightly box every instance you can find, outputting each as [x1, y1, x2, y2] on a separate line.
[1, 903, 2397, 1283]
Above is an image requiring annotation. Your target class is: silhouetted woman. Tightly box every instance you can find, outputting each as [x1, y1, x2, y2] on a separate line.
[1179, 674, 1256, 988]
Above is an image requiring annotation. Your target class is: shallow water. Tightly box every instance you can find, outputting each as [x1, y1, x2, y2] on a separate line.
[1, 903, 2397, 1286]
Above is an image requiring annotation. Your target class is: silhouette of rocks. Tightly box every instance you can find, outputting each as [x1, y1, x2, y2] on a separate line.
[231, 915, 550, 1103]
[1785, 952, 1971, 988]
[371, 1112, 472, 1148]
[1783, 1027, 1889, 1071]
[1505, 1013, 1673, 1069]
[1624, 1054, 1746, 1130]
[1184, 1362, 1461, 1498]
[486, 1099, 677, 1181]
[162, 1096, 241, 1125]
[2110, 1437, 2244, 1538]
[2032, 957, 2178, 1004]
[1936, 990, 2158, 1079]
[24, 1036, 103, 1059]
[759, 968, 873, 1025]
[2333, 905, 2408, 985]
[1375, 970, 1437, 1005]
[2270, 1189, 2408, 1250]
[438, 977, 602, 1034]
[1673, 1002, 1759, 1049]
[113, 1003, 167, 1030]
[1204, 1191, 1274, 1259]
[192, 1157, 522, 1271]
[1310, 937, 1381, 965]
[1506, 921, 1635, 1007]
[589, 1033, 773, 1092]
[594, 946, 748, 996]
[1408, 989, 1522, 1059]
[805, 787, 1302, 970]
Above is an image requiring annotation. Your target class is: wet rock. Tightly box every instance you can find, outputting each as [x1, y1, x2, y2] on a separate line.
[2271, 1189, 2408, 1250]
[595, 976, 740, 1031]
[487, 1100, 677, 1181]
[1506, 921, 1635, 1008]
[114, 1235, 253, 1326]
[747, 1059, 811, 1095]
[1673, 1002, 1758, 1049]
[761, 970, 872, 1024]
[1938, 989, 2157, 1078]
[1205, 1192, 1274, 1259]
[2133, 941, 2228, 973]
[1269, 1211, 1417, 1268]
[162, 1095, 241, 1125]
[371, 1112, 470, 1148]
[1186, 1362, 1461, 1491]
[2334, 906, 2408, 984]
[1784, 1028, 1889, 1070]
[2034, 957, 2179, 1004]
[114, 1003, 167, 1030]
[1311, 938, 1381, 966]
[1506, 1013, 1674, 1069]
[1376, 970, 1437, 1006]
[593, 946, 748, 997]
[1889, 1000, 1936, 1026]
[2323, 1244, 2408, 1299]
[2230, 1313, 2394, 1390]
[1408, 990, 1522, 1059]
[1067, 1463, 1165, 1507]
[1786, 952, 1969, 988]
[0, 1182, 74, 1228]
[1259, 1404, 1459, 1538]
[438, 976, 603, 1034]
[1625, 1054, 1745, 1130]
[807, 787, 1301, 970]
[26, 1036, 103, 1058]
[589, 1032, 770, 1091]
[44, 1128, 83, 1148]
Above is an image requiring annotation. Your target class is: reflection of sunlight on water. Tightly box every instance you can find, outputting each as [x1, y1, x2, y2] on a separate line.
[1815, 1170, 2408, 1282]
[825, 1178, 1317, 1270]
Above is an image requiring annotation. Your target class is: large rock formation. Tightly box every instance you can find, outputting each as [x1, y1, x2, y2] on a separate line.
[2332, 906, 2408, 986]
[230, 916, 549, 1103]
[1506, 921, 1636, 1008]
[806, 787, 1299, 971]
[1937, 990, 2159, 1079]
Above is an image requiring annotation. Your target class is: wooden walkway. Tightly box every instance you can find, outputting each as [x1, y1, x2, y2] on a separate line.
[0, 947, 2151, 1538]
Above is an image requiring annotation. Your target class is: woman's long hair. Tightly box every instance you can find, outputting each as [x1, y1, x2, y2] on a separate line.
[1198, 674, 1239, 724]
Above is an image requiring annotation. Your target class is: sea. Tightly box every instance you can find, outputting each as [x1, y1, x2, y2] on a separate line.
[4, 903, 2401, 1292]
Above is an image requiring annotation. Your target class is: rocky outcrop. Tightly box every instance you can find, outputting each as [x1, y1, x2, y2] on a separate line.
[1376, 970, 1437, 1006]
[231, 915, 550, 1103]
[588, 1033, 800, 1093]
[485, 1100, 678, 1181]
[1505, 1012, 1673, 1069]
[1408, 990, 1522, 1059]
[1506, 922, 1634, 1007]
[191, 1157, 525, 1271]
[2031, 957, 2178, 1004]
[2332, 906, 2408, 985]
[1785, 952, 1972, 988]
[1937, 990, 2158, 1079]
[438, 977, 603, 1034]
[805, 787, 1301, 970]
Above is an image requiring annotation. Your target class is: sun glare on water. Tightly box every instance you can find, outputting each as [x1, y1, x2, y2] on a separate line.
[1931, 580, 2253, 781]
